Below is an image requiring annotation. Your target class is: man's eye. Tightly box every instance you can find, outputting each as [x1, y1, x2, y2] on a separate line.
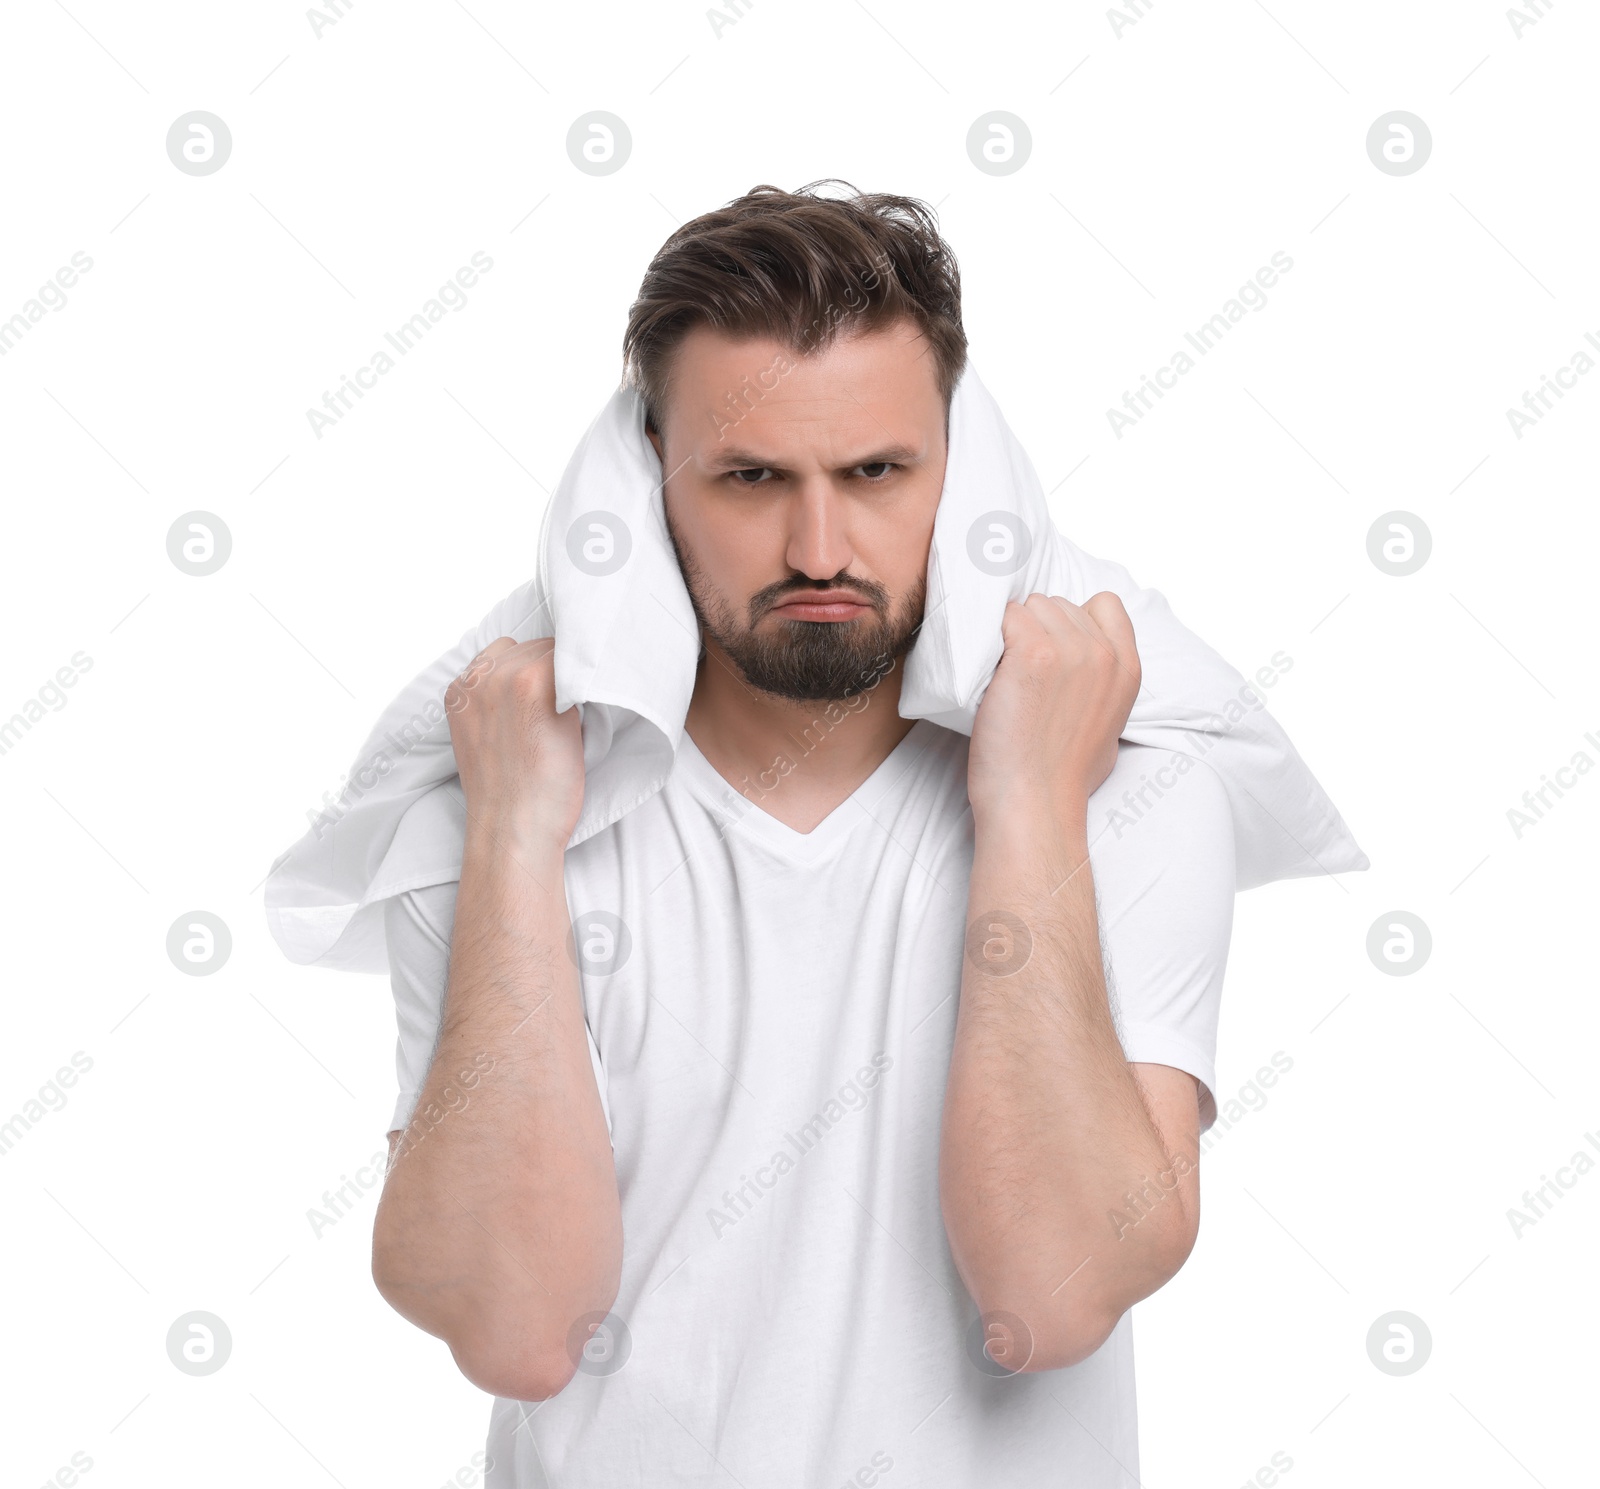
[731, 468, 771, 485]
[855, 462, 896, 481]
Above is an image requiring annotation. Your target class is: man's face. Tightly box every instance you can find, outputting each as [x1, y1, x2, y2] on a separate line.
[647, 317, 948, 703]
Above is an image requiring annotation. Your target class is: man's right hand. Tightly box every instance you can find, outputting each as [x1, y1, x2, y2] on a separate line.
[445, 636, 586, 852]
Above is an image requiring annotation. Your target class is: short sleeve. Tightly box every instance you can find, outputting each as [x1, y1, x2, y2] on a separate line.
[383, 880, 614, 1146]
[1087, 743, 1236, 1133]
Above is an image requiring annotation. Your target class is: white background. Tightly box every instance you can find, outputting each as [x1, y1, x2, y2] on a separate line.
[2, 0, 1596, 1485]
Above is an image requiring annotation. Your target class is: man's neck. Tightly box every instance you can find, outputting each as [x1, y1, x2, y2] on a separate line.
[682, 642, 917, 834]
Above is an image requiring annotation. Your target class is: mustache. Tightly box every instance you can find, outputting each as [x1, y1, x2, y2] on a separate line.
[753, 578, 888, 616]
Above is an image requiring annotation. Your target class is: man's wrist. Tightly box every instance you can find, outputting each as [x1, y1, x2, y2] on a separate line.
[462, 812, 571, 880]
[973, 790, 1090, 857]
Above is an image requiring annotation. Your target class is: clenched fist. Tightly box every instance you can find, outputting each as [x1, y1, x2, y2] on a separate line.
[966, 592, 1141, 827]
[444, 636, 586, 853]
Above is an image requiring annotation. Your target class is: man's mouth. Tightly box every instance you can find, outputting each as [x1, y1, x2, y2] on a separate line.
[768, 590, 875, 622]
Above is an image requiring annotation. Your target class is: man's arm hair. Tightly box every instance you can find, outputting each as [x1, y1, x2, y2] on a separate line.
[370, 830, 622, 1402]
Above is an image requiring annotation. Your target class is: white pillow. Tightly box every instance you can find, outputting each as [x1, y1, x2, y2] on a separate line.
[263, 362, 1366, 974]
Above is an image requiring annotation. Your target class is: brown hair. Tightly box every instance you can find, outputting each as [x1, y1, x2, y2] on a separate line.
[622, 179, 966, 435]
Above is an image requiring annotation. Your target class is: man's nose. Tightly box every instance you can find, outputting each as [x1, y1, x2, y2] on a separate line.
[783, 478, 856, 579]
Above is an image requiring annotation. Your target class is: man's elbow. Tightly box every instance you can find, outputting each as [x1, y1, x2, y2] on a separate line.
[999, 1307, 1120, 1373]
[1007, 1290, 1146, 1373]
[450, 1334, 581, 1403]
[370, 1253, 598, 1403]
[371, 1271, 584, 1400]
[986, 1213, 1201, 1374]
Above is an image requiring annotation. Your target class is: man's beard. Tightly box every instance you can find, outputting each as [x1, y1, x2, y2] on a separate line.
[664, 508, 928, 703]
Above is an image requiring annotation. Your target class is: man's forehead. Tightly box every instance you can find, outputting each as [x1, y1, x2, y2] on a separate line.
[665, 323, 944, 464]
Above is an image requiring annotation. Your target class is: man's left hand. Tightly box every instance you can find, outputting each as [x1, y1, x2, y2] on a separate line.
[966, 591, 1141, 826]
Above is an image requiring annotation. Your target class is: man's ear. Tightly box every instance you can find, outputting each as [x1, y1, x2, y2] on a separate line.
[645, 421, 664, 463]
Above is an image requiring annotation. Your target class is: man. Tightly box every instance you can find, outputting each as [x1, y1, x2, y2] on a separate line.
[372, 184, 1237, 1485]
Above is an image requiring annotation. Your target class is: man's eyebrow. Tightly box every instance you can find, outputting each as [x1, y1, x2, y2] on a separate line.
[702, 448, 772, 471]
[700, 443, 924, 472]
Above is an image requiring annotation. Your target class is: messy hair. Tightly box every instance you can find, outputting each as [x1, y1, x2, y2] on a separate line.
[622, 179, 967, 434]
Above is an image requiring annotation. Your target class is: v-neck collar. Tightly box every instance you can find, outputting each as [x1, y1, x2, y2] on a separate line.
[673, 719, 934, 863]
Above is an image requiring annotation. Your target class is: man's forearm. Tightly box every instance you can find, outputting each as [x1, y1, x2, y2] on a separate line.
[939, 797, 1193, 1370]
[372, 821, 622, 1400]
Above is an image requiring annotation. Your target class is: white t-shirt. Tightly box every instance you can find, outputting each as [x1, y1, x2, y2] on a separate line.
[385, 720, 1235, 1487]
